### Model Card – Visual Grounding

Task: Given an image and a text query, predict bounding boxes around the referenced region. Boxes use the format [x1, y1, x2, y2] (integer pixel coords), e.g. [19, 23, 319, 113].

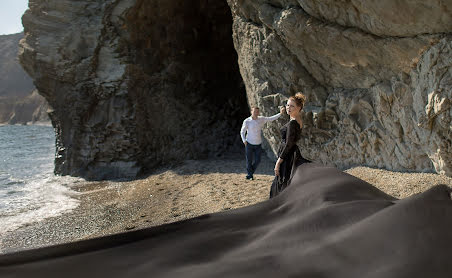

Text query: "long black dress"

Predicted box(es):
[270, 119, 310, 198]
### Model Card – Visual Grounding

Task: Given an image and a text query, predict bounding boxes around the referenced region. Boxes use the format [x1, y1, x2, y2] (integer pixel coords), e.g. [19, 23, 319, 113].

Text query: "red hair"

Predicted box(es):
[289, 92, 306, 109]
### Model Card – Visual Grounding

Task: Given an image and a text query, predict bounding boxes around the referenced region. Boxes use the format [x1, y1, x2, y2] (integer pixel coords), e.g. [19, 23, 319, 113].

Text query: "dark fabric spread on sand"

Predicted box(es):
[270, 119, 310, 197]
[2, 163, 452, 277]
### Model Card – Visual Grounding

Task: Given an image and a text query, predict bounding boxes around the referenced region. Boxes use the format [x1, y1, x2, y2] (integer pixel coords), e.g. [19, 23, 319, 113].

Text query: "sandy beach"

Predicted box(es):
[1, 155, 452, 254]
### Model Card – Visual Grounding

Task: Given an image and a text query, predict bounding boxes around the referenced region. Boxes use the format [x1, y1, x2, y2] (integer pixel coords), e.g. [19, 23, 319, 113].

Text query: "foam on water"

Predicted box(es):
[0, 125, 81, 236]
[0, 175, 81, 235]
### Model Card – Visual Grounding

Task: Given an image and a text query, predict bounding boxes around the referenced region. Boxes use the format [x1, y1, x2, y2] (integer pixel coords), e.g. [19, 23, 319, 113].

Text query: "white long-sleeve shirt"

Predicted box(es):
[240, 113, 281, 145]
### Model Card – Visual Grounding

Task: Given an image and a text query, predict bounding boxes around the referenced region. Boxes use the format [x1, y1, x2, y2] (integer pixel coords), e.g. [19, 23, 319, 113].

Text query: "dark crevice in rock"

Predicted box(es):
[124, 0, 249, 175]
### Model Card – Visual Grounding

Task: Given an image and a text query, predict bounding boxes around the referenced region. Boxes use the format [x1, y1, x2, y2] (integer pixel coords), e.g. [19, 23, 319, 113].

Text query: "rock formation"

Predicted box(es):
[0, 33, 48, 124]
[20, 0, 248, 179]
[19, 0, 452, 178]
[227, 0, 452, 176]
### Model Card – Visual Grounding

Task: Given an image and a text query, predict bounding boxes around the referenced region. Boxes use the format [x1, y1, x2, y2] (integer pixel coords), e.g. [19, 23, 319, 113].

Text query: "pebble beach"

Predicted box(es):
[1, 155, 451, 254]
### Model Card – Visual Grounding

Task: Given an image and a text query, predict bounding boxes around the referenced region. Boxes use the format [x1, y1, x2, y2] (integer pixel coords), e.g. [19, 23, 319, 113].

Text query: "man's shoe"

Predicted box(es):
[246, 175, 253, 180]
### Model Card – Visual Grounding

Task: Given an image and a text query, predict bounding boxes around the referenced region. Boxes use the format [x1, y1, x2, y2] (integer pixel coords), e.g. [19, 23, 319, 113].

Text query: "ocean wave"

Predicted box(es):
[0, 175, 81, 235]
[0, 125, 82, 236]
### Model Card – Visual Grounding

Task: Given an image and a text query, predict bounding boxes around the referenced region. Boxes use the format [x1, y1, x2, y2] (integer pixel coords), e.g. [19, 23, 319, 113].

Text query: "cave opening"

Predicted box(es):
[126, 0, 249, 168]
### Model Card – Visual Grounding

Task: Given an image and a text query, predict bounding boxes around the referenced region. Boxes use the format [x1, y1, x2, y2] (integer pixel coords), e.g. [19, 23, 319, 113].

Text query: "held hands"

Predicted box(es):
[280, 106, 286, 115]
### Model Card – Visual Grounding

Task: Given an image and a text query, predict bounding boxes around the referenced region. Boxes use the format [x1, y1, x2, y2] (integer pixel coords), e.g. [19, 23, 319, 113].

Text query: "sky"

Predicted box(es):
[0, 0, 29, 35]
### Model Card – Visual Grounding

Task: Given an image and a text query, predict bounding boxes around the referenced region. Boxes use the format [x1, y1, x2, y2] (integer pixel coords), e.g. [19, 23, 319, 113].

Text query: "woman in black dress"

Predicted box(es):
[270, 93, 310, 198]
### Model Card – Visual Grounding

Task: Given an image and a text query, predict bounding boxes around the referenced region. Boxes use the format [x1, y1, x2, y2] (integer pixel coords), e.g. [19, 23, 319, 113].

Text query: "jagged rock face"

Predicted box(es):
[227, 0, 452, 176]
[20, 0, 248, 179]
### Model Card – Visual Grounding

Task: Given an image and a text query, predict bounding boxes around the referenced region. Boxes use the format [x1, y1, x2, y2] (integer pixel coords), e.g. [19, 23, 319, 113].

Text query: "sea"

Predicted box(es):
[0, 125, 81, 236]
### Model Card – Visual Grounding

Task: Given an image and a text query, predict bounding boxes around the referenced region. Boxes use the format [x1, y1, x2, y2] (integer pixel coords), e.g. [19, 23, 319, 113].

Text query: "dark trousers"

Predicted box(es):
[245, 142, 262, 178]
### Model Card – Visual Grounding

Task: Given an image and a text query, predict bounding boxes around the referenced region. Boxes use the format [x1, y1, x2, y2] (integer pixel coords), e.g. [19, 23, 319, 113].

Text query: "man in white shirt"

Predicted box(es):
[240, 106, 285, 180]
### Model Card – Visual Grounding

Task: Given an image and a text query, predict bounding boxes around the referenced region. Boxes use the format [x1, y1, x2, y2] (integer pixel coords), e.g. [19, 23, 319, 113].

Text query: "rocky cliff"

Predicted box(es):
[20, 0, 452, 179]
[0, 33, 48, 124]
[227, 0, 452, 176]
[20, 0, 248, 179]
